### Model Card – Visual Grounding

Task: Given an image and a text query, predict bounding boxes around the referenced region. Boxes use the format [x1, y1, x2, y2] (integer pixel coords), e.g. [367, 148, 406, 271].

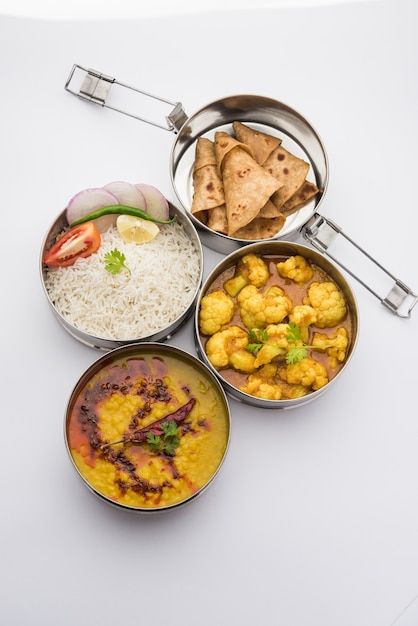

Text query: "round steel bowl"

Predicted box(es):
[170, 94, 328, 254]
[40, 202, 203, 350]
[194, 241, 359, 409]
[64, 342, 231, 512]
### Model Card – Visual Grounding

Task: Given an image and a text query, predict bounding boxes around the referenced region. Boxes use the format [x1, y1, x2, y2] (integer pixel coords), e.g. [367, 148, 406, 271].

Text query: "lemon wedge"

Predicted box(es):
[116, 215, 160, 244]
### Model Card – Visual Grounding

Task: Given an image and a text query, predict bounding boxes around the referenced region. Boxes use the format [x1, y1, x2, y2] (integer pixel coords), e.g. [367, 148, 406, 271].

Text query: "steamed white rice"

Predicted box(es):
[45, 223, 200, 340]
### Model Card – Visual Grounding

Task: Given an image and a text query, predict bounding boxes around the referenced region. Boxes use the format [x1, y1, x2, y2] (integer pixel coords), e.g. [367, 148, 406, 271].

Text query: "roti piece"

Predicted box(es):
[194, 210, 208, 225]
[233, 121, 281, 165]
[194, 137, 217, 171]
[282, 180, 320, 215]
[222, 146, 281, 235]
[264, 146, 310, 209]
[233, 215, 285, 240]
[214, 131, 253, 174]
[191, 138, 225, 215]
[207, 205, 228, 234]
[258, 199, 283, 219]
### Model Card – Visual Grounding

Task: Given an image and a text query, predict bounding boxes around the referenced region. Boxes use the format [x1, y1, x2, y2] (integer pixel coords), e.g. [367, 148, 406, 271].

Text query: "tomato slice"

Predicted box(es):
[44, 222, 101, 267]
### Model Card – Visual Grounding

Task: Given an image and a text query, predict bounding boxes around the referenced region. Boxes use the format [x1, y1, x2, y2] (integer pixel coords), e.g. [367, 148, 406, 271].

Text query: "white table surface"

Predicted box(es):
[1, 2, 418, 625]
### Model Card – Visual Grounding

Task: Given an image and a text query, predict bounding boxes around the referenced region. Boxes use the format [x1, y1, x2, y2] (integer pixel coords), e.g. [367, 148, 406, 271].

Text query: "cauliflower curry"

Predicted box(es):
[199, 254, 352, 401]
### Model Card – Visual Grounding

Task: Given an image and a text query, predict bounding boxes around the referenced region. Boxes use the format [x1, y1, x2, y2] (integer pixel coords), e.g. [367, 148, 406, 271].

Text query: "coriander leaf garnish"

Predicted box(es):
[104, 248, 130, 275]
[246, 328, 269, 354]
[247, 343, 263, 354]
[285, 323, 315, 364]
[160, 420, 180, 456]
[286, 322, 302, 343]
[286, 345, 308, 364]
[161, 420, 178, 438]
[146, 432, 163, 453]
[146, 420, 180, 456]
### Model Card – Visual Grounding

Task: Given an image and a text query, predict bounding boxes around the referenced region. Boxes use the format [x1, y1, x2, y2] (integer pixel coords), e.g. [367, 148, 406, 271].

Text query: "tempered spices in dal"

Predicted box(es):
[67, 352, 229, 509]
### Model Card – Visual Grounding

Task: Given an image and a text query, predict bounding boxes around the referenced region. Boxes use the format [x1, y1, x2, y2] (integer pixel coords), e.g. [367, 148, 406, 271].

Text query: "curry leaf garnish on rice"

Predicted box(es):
[104, 248, 130, 275]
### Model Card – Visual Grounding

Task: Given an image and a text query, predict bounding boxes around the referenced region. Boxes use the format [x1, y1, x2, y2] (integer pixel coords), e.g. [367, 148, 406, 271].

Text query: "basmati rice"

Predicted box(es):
[45, 223, 200, 340]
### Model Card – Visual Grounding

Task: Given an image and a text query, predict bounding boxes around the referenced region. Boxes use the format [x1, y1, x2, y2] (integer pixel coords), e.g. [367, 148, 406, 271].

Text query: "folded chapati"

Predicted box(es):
[191, 138, 225, 215]
[258, 199, 283, 219]
[233, 121, 281, 165]
[214, 131, 253, 174]
[264, 146, 310, 209]
[282, 180, 320, 215]
[233, 215, 285, 240]
[207, 205, 228, 234]
[221, 145, 281, 235]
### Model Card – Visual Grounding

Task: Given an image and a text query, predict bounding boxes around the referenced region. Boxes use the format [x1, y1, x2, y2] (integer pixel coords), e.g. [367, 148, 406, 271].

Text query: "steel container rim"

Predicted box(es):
[169, 93, 330, 248]
[64, 342, 232, 513]
[194, 240, 360, 409]
[39, 202, 204, 350]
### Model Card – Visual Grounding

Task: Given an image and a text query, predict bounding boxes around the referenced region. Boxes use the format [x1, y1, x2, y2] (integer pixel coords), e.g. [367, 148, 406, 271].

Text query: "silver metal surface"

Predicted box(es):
[40, 202, 203, 350]
[64, 343, 231, 513]
[303, 213, 418, 318]
[194, 241, 359, 410]
[169, 95, 328, 253]
[64, 65, 416, 317]
[65, 64, 187, 131]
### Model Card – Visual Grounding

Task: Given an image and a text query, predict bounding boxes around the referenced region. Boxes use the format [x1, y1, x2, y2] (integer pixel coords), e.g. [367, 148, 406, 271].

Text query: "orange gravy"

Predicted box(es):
[200, 256, 353, 391]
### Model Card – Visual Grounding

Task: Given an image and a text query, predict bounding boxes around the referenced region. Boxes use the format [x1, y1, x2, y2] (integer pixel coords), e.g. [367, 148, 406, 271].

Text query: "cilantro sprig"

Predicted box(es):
[146, 420, 180, 457]
[104, 248, 130, 275]
[286, 322, 313, 365]
[246, 328, 269, 354]
[245, 322, 314, 365]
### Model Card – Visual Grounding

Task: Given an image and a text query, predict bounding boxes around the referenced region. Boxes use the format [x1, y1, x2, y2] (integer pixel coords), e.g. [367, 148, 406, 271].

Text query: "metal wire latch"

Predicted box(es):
[303, 213, 418, 318]
[65, 64, 187, 132]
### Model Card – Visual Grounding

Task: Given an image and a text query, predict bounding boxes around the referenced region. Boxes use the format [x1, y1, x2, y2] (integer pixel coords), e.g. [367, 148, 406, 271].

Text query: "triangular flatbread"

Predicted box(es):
[194, 137, 217, 171]
[191, 138, 225, 215]
[233, 121, 281, 165]
[282, 181, 320, 215]
[222, 146, 281, 235]
[264, 146, 310, 209]
[207, 205, 228, 234]
[214, 131, 253, 174]
[233, 215, 285, 240]
[258, 199, 283, 219]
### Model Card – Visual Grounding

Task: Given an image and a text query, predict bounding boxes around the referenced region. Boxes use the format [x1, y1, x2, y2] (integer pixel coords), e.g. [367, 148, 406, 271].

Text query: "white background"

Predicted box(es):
[1, 1, 418, 625]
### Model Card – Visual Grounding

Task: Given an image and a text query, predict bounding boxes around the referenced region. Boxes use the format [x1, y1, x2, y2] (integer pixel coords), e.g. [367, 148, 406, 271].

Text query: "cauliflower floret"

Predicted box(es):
[312, 327, 349, 366]
[280, 383, 310, 399]
[240, 254, 269, 287]
[238, 285, 292, 329]
[224, 254, 269, 296]
[199, 290, 234, 335]
[304, 282, 347, 328]
[253, 324, 289, 368]
[240, 365, 283, 400]
[289, 305, 317, 342]
[277, 255, 314, 283]
[241, 364, 310, 400]
[206, 326, 255, 373]
[279, 357, 329, 391]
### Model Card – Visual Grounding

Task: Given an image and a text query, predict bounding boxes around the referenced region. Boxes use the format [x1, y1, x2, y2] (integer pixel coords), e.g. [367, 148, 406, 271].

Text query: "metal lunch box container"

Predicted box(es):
[195, 240, 359, 410]
[64, 342, 231, 512]
[40, 201, 203, 350]
[64, 65, 417, 319]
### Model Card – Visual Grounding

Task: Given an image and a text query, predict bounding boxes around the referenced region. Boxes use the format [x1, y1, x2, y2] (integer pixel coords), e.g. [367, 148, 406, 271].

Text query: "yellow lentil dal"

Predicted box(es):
[67, 353, 229, 509]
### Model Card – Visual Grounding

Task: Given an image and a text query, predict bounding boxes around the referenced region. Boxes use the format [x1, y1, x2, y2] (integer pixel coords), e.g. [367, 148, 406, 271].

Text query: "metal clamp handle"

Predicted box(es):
[303, 213, 417, 318]
[64, 64, 187, 132]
